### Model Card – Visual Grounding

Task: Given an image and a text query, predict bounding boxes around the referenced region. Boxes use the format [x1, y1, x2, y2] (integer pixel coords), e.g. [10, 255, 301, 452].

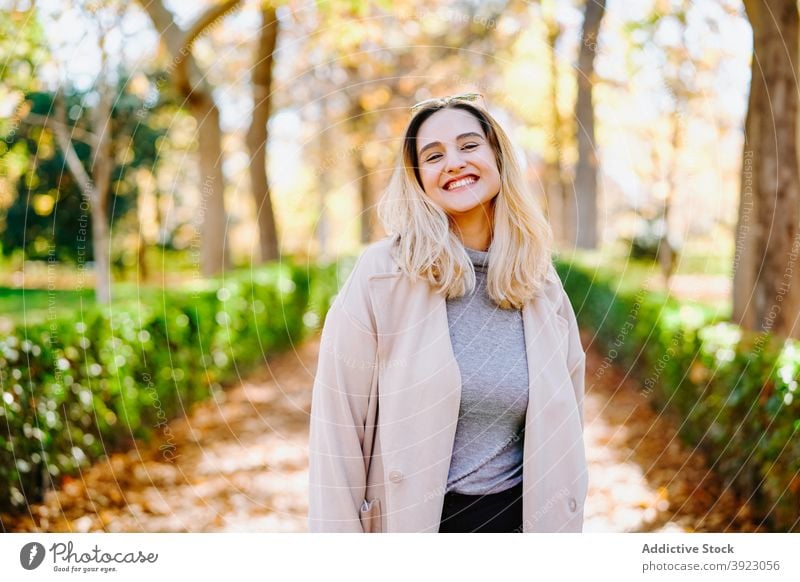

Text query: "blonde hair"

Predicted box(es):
[377, 101, 554, 310]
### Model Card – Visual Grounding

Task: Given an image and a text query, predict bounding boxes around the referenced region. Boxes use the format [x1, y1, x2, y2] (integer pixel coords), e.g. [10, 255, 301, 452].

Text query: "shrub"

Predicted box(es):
[556, 262, 800, 532]
[0, 260, 338, 512]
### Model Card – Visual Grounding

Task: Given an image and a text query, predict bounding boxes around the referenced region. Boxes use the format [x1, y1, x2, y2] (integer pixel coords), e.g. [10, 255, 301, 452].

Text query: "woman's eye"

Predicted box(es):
[425, 144, 478, 162]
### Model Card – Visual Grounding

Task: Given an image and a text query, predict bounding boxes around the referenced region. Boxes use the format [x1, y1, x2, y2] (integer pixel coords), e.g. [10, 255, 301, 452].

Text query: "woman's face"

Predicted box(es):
[414, 108, 501, 222]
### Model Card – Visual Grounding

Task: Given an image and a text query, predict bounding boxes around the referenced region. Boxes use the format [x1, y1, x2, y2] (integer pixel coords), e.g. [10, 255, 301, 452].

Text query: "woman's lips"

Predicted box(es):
[443, 175, 479, 192]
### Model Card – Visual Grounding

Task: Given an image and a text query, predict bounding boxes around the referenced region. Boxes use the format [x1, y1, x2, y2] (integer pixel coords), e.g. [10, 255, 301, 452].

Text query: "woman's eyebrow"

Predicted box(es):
[418, 132, 485, 157]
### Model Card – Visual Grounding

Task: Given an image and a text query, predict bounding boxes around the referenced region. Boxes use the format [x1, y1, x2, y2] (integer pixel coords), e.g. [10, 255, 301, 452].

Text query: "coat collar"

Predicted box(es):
[367, 254, 565, 403]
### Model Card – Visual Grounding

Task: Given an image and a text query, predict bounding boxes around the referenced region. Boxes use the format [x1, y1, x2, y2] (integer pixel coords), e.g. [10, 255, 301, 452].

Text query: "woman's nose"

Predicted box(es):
[444, 148, 467, 172]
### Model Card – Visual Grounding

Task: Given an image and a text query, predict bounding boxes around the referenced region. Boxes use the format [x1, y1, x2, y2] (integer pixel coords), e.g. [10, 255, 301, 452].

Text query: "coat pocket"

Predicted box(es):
[359, 498, 382, 533]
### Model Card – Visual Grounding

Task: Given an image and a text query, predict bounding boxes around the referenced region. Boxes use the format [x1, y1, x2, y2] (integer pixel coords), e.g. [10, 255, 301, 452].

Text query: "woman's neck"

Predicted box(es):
[449, 202, 494, 251]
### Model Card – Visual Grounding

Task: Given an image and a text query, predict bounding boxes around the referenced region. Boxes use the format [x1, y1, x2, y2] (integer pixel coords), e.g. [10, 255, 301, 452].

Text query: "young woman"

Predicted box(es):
[308, 93, 587, 533]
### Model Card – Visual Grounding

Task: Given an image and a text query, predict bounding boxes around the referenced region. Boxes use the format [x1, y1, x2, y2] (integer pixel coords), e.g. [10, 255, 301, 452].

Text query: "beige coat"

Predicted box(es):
[308, 236, 588, 532]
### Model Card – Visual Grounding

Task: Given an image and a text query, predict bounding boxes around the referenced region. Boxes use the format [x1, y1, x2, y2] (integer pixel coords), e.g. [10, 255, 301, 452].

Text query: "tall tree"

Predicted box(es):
[246, 3, 281, 262]
[21, 14, 119, 304]
[343, 75, 377, 245]
[732, 18, 761, 331]
[314, 97, 332, 259]
[733, 0, 800, 338]
[138, 0, 241, 277]
[541, 4, 571, 246]
[574, 0, 606, 249]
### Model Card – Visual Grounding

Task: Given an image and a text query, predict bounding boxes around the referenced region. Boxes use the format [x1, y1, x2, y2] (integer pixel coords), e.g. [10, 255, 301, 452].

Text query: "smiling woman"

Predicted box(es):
[380, 94, 554, 309]
[308, 93, 588, 533]
[414, 113, 501, 250]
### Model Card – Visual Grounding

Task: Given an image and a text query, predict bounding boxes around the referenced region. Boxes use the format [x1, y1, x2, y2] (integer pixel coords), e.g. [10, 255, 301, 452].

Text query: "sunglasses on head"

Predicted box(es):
[410, 92, 486, 114]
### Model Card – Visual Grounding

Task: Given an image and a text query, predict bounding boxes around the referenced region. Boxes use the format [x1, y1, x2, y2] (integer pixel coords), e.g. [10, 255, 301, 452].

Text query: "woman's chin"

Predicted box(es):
[442, 198, 495, 217]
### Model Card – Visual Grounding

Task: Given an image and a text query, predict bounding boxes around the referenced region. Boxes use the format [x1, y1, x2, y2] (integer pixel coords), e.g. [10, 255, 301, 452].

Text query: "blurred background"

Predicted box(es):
[1, 0, 798, 533]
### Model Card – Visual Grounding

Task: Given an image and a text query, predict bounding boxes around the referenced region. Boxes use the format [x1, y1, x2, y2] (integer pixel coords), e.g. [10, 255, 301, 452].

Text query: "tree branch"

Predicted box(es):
[182, 0, 241, 52]
[22, 112, 99, 148]
[139, 0, 242, 96]
[137, 0, 183, 56]
[52, 93, 97, 206]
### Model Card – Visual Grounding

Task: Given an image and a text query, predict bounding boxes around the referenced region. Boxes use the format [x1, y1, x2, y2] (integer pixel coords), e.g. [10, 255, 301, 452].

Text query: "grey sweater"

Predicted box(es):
[444, 246, 529, 495]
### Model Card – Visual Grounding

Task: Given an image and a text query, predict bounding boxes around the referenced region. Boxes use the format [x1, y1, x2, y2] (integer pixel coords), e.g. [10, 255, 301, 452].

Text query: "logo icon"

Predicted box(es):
[20, 542, 46, 570]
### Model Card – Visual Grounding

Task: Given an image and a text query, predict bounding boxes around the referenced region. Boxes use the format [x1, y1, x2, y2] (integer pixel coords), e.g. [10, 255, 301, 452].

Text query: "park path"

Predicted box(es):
[580, 328, 762, 532]
[2, 330, 764, 533]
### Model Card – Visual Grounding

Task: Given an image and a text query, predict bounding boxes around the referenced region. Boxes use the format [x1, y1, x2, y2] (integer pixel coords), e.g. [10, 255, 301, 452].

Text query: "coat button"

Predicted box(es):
[388, 470, 404, 483]
[568, 497, 577, 512]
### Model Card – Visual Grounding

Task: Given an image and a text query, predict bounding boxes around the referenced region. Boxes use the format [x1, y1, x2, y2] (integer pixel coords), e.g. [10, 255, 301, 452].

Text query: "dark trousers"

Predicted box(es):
[438, 482, 523, 533]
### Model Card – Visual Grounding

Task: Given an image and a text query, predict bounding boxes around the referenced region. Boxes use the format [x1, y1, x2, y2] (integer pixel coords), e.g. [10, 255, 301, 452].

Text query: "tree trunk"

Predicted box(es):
[732, 30, 761, 330]
[89, 184, 111, 304]
[544, 16, 570, 247]
[91, 84, 113, 305]
[246, 5, 280, 263]
[659, 111, 681, 284]
[315, 99, 331, 260]
[190, 94, 230, 277]
[357, 152, 373, 245]
[737, 0, 800, 338]
[137, 232, 148, 282]
[348, 100, 376, 244]
[51, 87, 113, 305]
[574, 0, 606, 249]
[139, 0, 238, 276]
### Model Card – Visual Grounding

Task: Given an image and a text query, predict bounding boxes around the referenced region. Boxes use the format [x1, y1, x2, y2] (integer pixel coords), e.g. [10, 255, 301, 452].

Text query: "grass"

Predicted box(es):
[1, 243, 735, 326]
[0, 284, 170, 326]
[0, 247, 209, 326]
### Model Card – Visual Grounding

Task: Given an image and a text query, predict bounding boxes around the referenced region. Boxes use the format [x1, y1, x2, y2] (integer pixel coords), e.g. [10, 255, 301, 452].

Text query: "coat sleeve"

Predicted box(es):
[308, 256, 379, 532]
[556, 281, 587, 428]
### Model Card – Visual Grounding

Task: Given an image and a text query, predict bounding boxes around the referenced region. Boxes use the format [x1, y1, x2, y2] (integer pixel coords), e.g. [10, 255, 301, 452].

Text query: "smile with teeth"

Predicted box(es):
[444, 176, 478, 191]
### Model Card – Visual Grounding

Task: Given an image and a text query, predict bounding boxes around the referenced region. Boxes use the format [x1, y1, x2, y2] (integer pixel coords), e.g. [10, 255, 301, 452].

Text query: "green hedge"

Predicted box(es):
[556, 262, 800, 531]
[0, 259, 340, 512]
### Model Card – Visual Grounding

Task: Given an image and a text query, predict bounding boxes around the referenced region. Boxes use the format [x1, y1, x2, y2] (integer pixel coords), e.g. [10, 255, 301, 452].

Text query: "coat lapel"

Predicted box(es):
[368, 274, 462, 532]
